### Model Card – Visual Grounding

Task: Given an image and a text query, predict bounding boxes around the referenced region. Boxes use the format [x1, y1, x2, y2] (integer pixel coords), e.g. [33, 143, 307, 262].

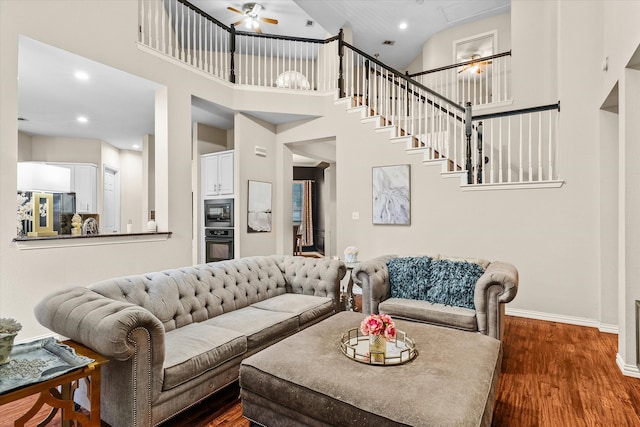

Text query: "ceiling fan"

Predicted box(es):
[227, 3, 279, 34]
[458, 54, 492, 74]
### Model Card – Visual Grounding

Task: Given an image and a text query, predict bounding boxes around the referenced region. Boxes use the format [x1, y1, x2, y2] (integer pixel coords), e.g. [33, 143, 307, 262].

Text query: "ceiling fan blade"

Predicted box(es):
[233, 18, 246, 26]
[255, 26, 263, 34]
[260, 17, 279, 25]
[227, 6, 244, 15]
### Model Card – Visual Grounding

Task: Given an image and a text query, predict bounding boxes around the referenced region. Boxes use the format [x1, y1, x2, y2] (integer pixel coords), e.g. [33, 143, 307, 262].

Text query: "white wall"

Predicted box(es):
[17, 132, 32, 161]
[422, 12, 511, 71]
[31, 136, 102, 164]
[196, 123, 229, 154]
[594, 0, 640, 375]
[119, 150, 143, 233]
[511, 1, 558, 108]
[235, 113, 278, 256]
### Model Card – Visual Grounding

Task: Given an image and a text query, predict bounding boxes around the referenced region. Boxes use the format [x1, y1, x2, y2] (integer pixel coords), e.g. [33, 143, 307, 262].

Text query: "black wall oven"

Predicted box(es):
[204, 198, 234, 228]
[205, 228, 234, 263]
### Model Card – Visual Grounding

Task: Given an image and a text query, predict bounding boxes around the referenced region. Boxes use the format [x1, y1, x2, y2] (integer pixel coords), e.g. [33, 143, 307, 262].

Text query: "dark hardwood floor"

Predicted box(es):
[3, 315, 640, 426]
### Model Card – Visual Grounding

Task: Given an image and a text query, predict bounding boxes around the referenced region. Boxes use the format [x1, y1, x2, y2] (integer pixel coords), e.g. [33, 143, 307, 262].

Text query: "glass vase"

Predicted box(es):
[369, 334, 386, 363]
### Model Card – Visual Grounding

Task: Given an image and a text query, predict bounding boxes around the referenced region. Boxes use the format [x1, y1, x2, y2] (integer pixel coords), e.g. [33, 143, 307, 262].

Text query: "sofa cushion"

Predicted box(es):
[379, 298, 478, 332]
[426, 260, 485, 309]
[251, 294, 334, 326]
[163, 323, 246, 390]
[387, 256, 432, 300]
[204, 307, 298, 351]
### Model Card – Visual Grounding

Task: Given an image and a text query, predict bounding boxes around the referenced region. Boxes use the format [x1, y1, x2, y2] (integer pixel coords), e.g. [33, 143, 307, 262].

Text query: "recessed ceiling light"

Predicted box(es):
[132, 144, 140, 149]
[74, 71, 90, 81]
[399, 22, 408, 30]
[77, 116, 88, 123]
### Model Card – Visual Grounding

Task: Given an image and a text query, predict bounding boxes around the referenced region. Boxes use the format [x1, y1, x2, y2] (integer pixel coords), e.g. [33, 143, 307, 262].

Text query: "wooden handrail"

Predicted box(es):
[235, 30, 338, 45]
[408, 51, 512, 78]
[472, 102, 560, 122]
[343, 42, 465, 113]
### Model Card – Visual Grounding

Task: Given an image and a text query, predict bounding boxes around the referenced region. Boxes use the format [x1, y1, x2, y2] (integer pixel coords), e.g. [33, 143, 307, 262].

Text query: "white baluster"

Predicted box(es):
[498, 117, 503, 183]
[538, 112, 543, 182]
[507, 116, 512, 183]
[519, 115, 523, 182]
[489, 119, 494, 183]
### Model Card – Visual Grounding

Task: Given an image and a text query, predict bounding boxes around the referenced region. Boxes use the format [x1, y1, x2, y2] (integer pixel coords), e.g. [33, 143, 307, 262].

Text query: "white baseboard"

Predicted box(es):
[616, 353, 640, 378]
[505, 308, 618, 334]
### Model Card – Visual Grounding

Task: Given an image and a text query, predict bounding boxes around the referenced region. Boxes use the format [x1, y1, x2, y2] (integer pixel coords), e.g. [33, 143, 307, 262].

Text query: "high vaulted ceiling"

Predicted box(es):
[196, 0, 510, 70]
[17, 0, 510, 153]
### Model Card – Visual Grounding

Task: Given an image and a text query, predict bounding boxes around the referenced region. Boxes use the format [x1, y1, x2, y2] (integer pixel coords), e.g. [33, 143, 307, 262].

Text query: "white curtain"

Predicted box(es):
[300, 180, 314, 246]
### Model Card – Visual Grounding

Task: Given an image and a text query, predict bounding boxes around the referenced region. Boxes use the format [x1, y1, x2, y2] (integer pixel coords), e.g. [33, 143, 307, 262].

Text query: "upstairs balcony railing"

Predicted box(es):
[408, 51, 512, 107]
[138, 0, 559, 188]
[467, 102, 561, 186]
[138, 0, 339, 90]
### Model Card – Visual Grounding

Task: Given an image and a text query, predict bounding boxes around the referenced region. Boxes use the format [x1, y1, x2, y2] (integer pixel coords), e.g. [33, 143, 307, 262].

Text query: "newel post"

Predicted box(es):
[338, 29, 345, 98]
[465, 102, 473, 184]
[229, 24, 236, 84]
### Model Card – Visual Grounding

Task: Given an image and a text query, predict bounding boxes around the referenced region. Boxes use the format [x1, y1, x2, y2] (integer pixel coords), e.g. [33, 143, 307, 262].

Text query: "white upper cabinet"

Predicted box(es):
[202, 151, 234, 197]
[72, 164, 98, 213]
[56, 163, 98, 213]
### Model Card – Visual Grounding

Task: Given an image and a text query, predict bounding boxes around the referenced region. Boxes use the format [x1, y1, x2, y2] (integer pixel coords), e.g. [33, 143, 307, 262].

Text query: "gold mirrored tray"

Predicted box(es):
[340, 328, 418, 365]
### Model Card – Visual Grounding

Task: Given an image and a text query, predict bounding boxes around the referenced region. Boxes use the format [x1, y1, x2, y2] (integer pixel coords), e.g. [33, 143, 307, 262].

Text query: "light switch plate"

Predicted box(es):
[352, 211, 360, 220]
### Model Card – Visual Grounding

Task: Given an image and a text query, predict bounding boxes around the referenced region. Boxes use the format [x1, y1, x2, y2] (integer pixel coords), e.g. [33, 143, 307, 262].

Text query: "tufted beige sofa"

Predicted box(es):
[35, 255, 345, 427]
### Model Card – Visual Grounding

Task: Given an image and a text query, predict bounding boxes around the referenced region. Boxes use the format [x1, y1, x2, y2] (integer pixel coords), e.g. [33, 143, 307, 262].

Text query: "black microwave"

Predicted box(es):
[204, 198, 234, 228]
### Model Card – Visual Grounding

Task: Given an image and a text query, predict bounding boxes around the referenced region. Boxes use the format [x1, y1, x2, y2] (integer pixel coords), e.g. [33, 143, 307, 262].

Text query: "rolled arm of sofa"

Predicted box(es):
[474, 261, 519, 339]
[352, 255, 397, 314]
[34, 286, 166, 362]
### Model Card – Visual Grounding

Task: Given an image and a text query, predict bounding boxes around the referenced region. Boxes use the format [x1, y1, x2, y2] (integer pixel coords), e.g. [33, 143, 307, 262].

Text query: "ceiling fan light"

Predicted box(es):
[252, 20, 259, 29]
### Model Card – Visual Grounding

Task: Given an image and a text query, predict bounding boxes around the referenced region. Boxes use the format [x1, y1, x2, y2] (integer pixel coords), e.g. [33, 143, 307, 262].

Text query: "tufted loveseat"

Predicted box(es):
[352, 254, 518, 340]
[34, 255, 345, 427]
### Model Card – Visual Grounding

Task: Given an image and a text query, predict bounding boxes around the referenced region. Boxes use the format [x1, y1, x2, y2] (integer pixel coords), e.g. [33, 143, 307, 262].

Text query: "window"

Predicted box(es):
[292, 182, 303, 224]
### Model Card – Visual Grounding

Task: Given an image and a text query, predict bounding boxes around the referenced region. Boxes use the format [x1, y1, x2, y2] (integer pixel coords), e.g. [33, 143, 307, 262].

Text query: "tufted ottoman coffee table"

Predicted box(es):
[239, 311, 502, 426]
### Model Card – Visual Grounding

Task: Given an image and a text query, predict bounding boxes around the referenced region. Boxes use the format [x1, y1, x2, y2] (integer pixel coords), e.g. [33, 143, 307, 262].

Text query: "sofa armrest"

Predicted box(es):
[352, 255, 397, 314]
[474, 261, 519, 339]
[35, 286, 165, 361]
[273, 256, 346, 312]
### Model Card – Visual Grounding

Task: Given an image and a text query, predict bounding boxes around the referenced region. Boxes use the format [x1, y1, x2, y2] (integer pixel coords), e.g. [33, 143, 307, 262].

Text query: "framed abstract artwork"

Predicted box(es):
[372, 164, 411, 225]
[247, 180, 272, 232]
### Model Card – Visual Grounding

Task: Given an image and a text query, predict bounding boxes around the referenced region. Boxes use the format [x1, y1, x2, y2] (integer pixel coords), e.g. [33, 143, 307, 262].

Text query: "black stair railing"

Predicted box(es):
[148, 0, 560, 184]
[408, 50, 512, 78]
[469, 102, 561, 185]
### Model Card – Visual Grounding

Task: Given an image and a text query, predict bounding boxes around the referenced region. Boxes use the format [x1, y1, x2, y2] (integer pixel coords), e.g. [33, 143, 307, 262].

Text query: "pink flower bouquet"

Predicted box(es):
[360, 313, 396, 340]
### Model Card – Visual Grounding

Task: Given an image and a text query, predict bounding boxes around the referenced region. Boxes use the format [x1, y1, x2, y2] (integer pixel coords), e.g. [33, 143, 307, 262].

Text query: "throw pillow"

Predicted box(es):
[387, 256, 432, 300]
[426, 259, 485, 309]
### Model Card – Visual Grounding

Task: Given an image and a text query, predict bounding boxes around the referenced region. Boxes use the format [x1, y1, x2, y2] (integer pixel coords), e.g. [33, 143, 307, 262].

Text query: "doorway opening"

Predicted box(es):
[103, 165, 121, 233]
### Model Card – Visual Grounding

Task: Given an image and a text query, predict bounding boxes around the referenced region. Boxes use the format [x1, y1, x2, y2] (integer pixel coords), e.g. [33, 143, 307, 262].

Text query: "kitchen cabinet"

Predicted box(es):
[202, 151, 234, 197]
[56, 163, 98, 213]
